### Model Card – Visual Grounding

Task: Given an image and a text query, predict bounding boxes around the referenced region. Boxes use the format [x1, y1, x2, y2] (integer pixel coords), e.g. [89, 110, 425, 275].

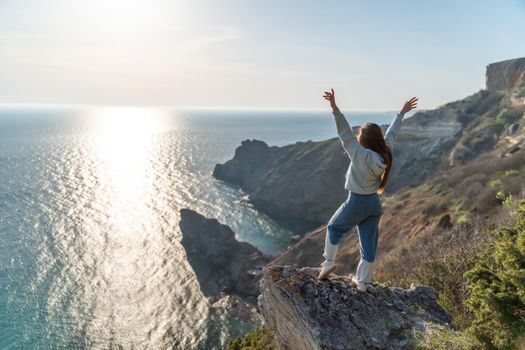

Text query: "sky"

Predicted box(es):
[0, 0, 524, 110]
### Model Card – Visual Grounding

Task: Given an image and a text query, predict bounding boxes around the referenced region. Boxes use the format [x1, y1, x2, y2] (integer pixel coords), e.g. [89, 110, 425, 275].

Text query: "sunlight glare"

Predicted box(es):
[87, 107, 169, 237]
[81, 107, 173, 346]
[89, 107, 168, 145]
[73, 0, 183, 43]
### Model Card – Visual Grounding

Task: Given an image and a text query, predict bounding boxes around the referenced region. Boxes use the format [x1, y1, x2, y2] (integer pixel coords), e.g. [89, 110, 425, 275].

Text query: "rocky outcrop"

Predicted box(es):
[179, 208, 273, 304]
[486, 57, 525, 109]
[258, 265, 452, 350]
[486, 57, 525, 92]
[214, 138, 350, 233]
[213, 139, 275, 188]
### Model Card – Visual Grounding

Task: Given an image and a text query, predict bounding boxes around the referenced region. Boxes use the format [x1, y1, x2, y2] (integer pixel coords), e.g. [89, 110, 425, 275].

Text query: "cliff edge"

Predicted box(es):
[258, 265, 452, 350]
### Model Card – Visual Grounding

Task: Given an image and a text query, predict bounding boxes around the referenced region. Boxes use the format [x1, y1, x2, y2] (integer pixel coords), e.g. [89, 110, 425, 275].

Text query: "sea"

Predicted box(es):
[0, 106, 393, 349]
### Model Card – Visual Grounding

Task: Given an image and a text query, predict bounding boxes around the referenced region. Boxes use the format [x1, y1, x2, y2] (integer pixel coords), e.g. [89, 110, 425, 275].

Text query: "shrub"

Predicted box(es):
[495, 109, 522, 127]
[504, 169, 520, 177]
[474, 187, 500, 213]
[225, 324, 277, 350]
[377, 220, 486, 329]
[422, 203, 440, 216]
[465, 197, 525, 350]
[490, 179, 503, 189]
[411, 223, 486, 329]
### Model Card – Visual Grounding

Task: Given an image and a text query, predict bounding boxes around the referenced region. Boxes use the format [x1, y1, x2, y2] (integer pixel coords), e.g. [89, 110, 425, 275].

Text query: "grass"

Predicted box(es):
[504, 169, 521, 177]
[413, 325, 481, 350]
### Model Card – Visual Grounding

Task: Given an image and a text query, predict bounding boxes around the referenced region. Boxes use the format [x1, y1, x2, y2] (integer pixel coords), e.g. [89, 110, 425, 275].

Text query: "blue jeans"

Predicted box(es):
[327, 192, 383, 263]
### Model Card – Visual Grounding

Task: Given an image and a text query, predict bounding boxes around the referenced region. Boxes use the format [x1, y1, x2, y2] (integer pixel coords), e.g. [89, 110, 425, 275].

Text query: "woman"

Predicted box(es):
[318, 89, 418, 292]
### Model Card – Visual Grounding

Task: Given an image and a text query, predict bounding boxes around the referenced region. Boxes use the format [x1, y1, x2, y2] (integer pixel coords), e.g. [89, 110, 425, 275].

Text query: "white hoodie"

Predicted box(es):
[332, 109, 404, 194]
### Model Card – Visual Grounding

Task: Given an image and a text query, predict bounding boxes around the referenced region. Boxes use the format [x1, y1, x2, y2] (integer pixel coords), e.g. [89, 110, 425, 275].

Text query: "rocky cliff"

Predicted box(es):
[258, 265, 452, 350]
[214, 138, 349, 233]
[179, 208, 273, 304]
[486, 57, 525, 92]
[213, 58, 525, 234]
[486, 57, 525, 109]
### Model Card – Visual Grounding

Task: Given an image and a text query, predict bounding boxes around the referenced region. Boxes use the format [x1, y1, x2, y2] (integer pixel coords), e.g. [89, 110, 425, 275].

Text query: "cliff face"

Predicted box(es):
[387, 89, 503, 183]
[258, 265, 452, 350]
[486, 57, 525, 110]
[179, 208, 273, 304]
[486, 57, 525, 92]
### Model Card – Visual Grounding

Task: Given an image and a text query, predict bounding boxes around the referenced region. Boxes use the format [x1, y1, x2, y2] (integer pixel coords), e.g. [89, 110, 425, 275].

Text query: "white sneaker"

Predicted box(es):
[356, 258, 374, 283]
[318, 260, 336, 280]
[352, 275, 368, 292]
[364, 261, 375, 284]
[318, 232, 339, 280]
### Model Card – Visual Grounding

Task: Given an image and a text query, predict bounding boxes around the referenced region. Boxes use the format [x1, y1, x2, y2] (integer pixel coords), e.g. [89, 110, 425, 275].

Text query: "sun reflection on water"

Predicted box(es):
[88, 107, 169, 237]
[2, 106, 297, 349]
[77, 107, 189, 347]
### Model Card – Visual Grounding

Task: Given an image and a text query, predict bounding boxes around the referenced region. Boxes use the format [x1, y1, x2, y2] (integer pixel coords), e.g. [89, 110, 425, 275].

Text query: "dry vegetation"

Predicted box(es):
[375, 147, 525, 347]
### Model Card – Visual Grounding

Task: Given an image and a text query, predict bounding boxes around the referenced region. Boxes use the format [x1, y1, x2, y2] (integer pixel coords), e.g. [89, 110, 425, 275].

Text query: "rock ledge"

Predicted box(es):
[258, 265, 452, 350]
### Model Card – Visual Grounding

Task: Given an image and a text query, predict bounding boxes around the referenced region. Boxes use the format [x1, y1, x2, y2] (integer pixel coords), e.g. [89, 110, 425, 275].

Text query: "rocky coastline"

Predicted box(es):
[184, 57, 525, 349]
[179, 208, 273, 305]
[213, 90, 508, 234]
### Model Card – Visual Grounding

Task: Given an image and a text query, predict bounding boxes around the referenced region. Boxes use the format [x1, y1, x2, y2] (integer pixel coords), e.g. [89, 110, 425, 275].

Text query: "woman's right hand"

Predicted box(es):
[400, 97, 418, 116]
[323, 88, 338, 111]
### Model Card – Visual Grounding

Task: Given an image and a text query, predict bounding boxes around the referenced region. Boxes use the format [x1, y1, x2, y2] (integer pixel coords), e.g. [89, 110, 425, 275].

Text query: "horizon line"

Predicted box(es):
[0, 102, 403, 113]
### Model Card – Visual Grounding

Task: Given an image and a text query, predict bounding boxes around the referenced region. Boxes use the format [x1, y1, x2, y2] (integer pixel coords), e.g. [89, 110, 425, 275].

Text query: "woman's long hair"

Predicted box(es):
[357, 123, 392, 194]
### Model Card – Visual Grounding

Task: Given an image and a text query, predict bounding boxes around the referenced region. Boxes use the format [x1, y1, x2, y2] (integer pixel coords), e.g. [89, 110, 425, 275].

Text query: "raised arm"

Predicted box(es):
[384, 97, 418, 150]
[323, 89, 360, 159]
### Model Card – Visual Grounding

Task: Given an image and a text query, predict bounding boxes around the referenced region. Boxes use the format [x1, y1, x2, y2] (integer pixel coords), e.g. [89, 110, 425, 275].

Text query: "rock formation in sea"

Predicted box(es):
[179, 208, 273, 304]
[213, 138, 349, 233]
[213, 57, 525, 234]
[258, 265, 452, 350]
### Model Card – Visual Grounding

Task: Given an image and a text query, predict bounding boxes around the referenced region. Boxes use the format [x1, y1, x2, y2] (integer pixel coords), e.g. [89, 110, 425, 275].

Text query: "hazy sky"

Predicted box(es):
[0, 0, 524, 110]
